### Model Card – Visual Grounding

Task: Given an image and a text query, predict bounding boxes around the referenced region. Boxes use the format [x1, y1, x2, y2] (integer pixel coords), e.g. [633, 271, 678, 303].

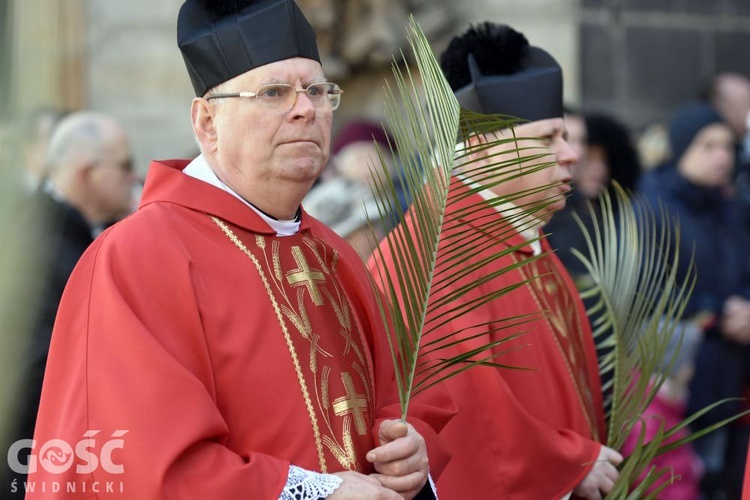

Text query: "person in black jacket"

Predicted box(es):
[2, 111, 136, 498]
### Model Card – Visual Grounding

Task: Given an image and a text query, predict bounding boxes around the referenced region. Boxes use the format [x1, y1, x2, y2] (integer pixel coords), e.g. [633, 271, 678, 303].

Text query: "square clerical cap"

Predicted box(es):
[177, 0, 320, 97]
[455, 46, 563, 122]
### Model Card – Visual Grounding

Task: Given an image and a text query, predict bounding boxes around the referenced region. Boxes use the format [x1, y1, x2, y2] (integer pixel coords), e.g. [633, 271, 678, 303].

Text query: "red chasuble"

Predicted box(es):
[26, 160, 452, 499]
[369, 179, 607, 499]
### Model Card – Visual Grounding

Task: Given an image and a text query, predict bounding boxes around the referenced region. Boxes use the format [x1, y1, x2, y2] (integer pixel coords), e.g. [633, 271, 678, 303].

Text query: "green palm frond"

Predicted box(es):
[571, 184, 750, 497]
[366, 17, 564, 419]
[572, 184, 694, 448]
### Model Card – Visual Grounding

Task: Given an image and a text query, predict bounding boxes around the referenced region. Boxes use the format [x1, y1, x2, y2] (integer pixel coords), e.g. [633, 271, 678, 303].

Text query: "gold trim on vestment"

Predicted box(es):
[211, 216, 329, 472]
[211, 217, 375, 472]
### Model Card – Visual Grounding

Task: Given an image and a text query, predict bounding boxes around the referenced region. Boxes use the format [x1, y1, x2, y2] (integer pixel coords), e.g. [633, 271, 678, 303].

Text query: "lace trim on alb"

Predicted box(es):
[279, 465, 343, 499]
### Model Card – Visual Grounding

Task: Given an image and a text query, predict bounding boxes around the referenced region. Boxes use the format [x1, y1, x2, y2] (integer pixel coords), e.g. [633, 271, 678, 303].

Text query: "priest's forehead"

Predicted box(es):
[488, 118, 567, 139]
[229, 57, 327, 88]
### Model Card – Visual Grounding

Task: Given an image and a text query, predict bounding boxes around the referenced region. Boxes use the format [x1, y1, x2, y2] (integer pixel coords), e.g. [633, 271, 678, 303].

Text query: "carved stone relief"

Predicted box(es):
[298, 0, 458, 79]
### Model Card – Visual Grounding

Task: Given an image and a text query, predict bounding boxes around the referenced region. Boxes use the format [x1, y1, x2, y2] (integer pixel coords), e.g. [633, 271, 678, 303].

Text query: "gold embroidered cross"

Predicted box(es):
[333, 372, 368, 436]
[287, 246, 325, 306]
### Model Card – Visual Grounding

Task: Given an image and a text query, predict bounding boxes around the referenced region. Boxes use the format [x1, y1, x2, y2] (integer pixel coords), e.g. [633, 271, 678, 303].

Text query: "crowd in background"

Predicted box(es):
[3, 57, 750, 499]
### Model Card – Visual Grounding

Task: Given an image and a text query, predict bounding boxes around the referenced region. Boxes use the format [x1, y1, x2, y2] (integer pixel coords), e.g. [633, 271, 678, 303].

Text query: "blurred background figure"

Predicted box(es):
[703, 73, 750, 149]
[562, 106, 588, 173]
[622, 320, 705, 499]
[330, 120, 395, 183]
[1, 111, 136, 499]
[701, 72, 750, 230]
[546, 110, 642, 288]
[20, 107, 69, 192]
[328, 119, 410, 213]
[636, 121, 671, 172]
[579, 113, 641, 197]
[44, 112, 136, 232]
[304, 177, 384, 260]
[307, 119, 405, 259]
[637, 102, 750, 500]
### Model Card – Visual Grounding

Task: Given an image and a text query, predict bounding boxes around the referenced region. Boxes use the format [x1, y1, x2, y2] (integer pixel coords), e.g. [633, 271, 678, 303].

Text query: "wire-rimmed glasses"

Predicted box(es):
[206, 82, 343, 111]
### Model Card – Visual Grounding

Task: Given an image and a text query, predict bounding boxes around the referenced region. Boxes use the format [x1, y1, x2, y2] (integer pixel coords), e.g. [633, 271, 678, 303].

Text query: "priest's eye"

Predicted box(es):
[306, 84, 327, 97]
[539, 136, 553, 146]
[258, 85, 291, 99]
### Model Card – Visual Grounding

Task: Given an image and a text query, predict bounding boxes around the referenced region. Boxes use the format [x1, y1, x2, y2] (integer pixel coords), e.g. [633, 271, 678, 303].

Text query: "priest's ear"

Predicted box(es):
[456, 132, 492, 173]
[191, 97, 219, 154]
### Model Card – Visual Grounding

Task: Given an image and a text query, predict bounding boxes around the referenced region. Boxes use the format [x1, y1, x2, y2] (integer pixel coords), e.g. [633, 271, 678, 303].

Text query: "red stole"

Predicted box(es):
[212, 216, 377, 473]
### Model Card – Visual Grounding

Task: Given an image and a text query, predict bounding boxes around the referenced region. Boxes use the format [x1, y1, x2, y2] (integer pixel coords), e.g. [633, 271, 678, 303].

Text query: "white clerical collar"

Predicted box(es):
[458, 175, 543, 256]
[183, 154, 300, 236]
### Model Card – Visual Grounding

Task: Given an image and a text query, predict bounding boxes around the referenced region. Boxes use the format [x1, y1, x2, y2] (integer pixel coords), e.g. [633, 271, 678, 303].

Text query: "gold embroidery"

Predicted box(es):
[215, 220, 375, 471]
[281, 290, 312, 340]
[323, 423, 358, 471]
[211, 218, 328, 472]
[290, 236, 374, 470]
[332, 372, 369, 436]
[272, 240, 283, 281]
[323, 287, 352, 332]
[322, 366, 331, 410]
[351, 361, 373, 407]
[287, 246, 326, 306]
[331, 249, 339, 273]
[342, 417, 357, 467]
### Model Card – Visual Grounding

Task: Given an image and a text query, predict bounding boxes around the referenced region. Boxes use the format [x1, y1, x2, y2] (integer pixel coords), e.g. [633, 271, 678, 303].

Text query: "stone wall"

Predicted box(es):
[83, 0, 579, 174]
[31, 1, 747, 173]
[86, 0, 196, 173]
[455, 0, 582, 104]
[581, 0, 750, 129]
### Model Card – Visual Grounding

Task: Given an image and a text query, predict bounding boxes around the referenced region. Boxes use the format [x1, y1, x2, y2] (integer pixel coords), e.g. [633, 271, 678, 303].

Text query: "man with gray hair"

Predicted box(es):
[44, 111, 136, 228]
[3, 110, 135, 498]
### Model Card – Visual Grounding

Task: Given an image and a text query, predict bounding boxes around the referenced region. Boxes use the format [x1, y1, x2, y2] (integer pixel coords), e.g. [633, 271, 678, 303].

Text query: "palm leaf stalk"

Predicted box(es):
[571, 184, 750, 497]
[366, 17, 568, 420]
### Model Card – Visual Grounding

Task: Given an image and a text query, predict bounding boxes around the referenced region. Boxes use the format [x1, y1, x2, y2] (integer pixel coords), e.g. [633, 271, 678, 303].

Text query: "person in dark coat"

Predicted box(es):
[2, 111, 136, 498]
[637, 102, 750, 499]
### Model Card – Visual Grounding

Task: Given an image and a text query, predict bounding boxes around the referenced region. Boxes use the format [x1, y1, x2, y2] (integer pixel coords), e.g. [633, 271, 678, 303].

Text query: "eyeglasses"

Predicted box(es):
[206, 82, 343, 112]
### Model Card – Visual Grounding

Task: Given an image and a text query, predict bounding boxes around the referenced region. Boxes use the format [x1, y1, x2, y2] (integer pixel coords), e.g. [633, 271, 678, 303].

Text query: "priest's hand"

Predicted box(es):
[367, 420, 429, 499]
[328, 471, 401, 499]
[572, 445, 623, 499]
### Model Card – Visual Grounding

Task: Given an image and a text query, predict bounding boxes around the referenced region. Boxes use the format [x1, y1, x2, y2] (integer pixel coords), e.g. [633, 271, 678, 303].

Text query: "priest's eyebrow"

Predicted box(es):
[259, 76, 329, 87]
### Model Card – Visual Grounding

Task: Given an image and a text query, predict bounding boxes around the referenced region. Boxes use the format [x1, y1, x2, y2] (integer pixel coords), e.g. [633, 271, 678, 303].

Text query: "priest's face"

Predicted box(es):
[477, 118, 576, 222]
[202, 57, 333, 217]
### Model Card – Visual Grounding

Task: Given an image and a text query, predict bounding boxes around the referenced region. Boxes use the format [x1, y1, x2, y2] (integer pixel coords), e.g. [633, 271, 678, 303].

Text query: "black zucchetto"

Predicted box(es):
[440, 22, 563, 122]
[178, 0, 320, 97]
